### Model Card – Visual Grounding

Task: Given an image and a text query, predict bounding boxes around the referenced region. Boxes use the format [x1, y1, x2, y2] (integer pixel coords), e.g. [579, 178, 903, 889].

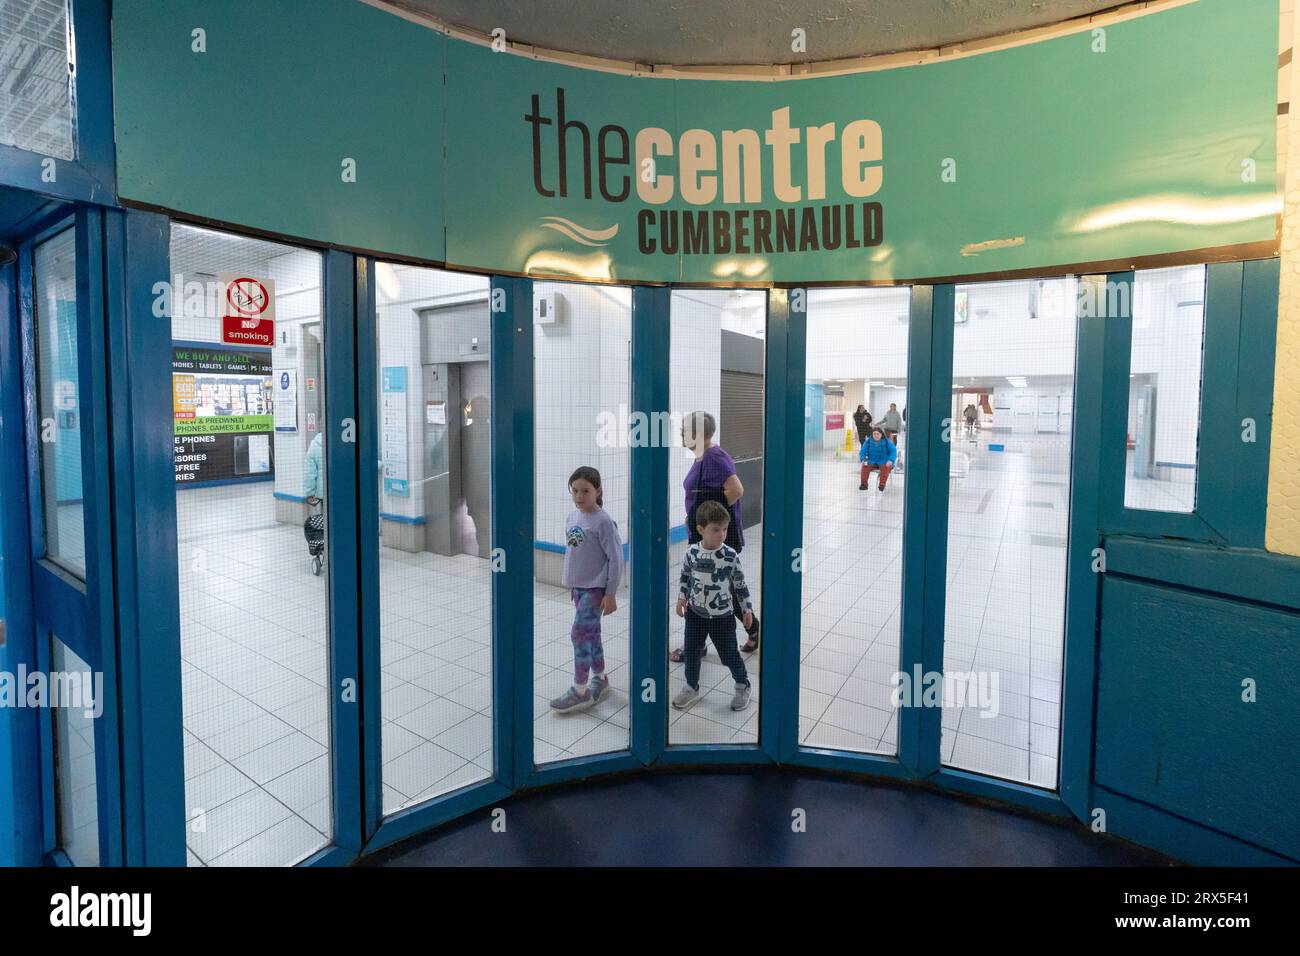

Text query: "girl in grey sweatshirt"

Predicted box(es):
[550, 466, 624, 714]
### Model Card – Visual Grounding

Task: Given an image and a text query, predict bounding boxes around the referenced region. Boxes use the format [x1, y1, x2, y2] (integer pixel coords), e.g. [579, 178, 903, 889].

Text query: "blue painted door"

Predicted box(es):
[14, 211, 122, 866]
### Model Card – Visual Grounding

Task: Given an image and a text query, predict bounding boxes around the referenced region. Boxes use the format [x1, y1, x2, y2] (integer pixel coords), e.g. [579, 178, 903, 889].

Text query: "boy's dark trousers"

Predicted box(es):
[692, 604, 759, 652]
[683, 609, 749, 689]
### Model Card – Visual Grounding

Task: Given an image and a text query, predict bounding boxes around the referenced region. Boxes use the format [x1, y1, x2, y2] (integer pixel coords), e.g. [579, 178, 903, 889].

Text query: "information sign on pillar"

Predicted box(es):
[381, 365, 409, 496]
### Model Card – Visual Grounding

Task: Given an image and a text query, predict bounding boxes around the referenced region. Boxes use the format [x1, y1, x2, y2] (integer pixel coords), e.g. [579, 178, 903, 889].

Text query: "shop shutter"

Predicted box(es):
[720, 370, 764, 460]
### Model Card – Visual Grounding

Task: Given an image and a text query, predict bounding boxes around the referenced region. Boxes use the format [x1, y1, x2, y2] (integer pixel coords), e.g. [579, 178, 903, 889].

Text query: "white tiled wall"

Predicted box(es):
[952, 278, 1079, 381]
[806, 288, 911, 383]
[668, 291, 725, 531]
[535, 282, 632, 585]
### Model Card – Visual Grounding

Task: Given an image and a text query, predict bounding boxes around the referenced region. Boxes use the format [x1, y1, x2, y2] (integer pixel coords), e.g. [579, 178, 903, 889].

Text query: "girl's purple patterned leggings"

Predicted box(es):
[570, 587, 606, 684]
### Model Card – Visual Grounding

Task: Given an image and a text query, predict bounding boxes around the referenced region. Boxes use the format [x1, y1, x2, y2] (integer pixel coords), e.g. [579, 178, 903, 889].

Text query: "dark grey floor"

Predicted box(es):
[364, 768, 1174, 866]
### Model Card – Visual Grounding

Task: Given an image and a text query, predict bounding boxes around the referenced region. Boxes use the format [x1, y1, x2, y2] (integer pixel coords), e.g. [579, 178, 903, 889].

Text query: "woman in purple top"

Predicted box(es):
[669, 410, 761, 663]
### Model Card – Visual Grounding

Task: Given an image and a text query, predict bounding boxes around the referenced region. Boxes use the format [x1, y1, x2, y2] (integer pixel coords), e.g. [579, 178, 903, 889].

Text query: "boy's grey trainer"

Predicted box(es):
[731, 682, 752, 711]
[672, 685, 701, 710]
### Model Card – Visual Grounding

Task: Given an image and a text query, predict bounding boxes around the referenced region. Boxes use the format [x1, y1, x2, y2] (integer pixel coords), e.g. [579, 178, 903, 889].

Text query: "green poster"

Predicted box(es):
[173, 415, 273, 437]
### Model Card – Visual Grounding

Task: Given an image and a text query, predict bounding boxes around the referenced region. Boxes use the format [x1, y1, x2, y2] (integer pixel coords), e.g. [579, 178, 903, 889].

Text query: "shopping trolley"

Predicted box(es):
[304, 498, 325, 576]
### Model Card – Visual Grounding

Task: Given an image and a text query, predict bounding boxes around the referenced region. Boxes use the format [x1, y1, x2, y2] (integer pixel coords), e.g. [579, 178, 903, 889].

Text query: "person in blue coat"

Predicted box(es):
[858, 425, 897, 492]
[303, 431, 325, 505]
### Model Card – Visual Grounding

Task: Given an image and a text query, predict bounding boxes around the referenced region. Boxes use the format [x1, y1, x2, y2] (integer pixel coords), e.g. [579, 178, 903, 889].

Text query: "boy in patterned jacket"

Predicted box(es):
[673, 500, 754, 712]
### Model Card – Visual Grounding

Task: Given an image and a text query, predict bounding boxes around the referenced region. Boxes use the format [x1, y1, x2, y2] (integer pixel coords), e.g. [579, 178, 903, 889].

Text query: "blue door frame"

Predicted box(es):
[0, 215, 53, 867]
[631, 286, 670, 764]
[1097, 261, 1281, 547]
[100, 209, 186, 865]
[2, 208, 126, 865]
[297, 254, 1284, 856]
[0, 0, 1276, 870]
[3, 192, 1281, 862]
[0, 0, 186, 868]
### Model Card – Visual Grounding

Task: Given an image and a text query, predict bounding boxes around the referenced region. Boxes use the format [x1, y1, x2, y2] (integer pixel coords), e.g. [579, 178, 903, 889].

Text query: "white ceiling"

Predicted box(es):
[380, 0, 1125, 66]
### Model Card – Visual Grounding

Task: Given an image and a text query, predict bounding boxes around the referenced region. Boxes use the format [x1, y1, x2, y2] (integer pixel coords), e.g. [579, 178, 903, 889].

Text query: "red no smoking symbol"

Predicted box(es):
[226, 277, 269, 318]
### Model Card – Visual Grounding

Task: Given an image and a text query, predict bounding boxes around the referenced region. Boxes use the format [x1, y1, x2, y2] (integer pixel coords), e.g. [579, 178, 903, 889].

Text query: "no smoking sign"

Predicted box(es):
[220, 273, 276, 347]
[226, 277, 270, 318]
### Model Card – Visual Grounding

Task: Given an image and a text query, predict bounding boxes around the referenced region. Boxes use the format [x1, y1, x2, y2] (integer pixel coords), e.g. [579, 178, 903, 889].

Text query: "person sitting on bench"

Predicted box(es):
[859, 426, 897, 493]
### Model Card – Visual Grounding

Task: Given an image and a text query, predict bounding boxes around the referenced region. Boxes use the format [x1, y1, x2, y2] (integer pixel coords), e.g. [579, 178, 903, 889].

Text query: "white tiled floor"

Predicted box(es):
[799, 449, 902, 756]
[177, 427, 1076, 865]
[179, 485, 333, 867]
[941, 431, 1067, 788]
[797, 432, 1071, 789]
[379, 548, 493, 815]
[533, 578, 633, 762]
[179, 484, 497, 864]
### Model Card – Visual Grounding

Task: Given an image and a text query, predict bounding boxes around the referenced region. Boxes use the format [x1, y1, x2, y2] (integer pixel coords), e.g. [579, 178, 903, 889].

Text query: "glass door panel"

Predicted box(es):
[799, 287, 911, 755]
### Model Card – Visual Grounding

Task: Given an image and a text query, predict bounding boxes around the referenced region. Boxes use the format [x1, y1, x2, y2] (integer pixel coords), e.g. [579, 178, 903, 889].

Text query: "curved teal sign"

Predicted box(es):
[113, 0, 1280, 283]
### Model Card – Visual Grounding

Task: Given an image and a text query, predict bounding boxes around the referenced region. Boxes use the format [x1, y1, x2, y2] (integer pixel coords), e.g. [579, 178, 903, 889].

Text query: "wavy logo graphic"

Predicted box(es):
[539, 216, 619, 247]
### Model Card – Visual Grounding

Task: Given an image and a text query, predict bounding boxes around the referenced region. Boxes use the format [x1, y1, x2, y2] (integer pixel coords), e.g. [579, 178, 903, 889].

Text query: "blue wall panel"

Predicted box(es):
[804, 384, 823, 447]
[1095, 575, 1299, 861]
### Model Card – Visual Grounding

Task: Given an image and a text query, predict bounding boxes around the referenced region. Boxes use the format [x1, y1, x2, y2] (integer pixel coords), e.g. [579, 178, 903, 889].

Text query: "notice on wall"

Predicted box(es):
[381, 366, 409, 497]
[274, 369, 298, 432]
[825, 413, 845, 431]
[220, 274, 276, 348]
[173, 346, 275, 485]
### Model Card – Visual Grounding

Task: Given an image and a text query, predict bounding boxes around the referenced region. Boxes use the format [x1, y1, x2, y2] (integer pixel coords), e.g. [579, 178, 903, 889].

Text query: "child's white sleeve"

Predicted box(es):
[729, 554, 754, 615]
[678, 548, 693, 600]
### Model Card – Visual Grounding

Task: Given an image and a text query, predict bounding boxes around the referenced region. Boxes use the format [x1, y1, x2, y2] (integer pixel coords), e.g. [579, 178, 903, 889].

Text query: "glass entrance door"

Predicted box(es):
[797, 287, 911, 756]
[16, 214, 121, 865]
[940, 277, 1078, 788]
[168, 224, 334, 866]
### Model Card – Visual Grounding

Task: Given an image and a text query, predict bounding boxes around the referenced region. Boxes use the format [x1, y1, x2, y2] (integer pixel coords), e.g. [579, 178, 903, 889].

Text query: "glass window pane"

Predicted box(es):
[668, 290, 764, 746]
[52, 637, 98, 866]
[0, 0, 76, 160]
[376, 264, 494, 814]
[799, 287, 910, 755]
[1124, 265, 1206, 513]
[534, 282, 631, 764]
[170, 225, 331, 866]
[941, 277, 1076, 788]
[33, 227, 84, 579]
